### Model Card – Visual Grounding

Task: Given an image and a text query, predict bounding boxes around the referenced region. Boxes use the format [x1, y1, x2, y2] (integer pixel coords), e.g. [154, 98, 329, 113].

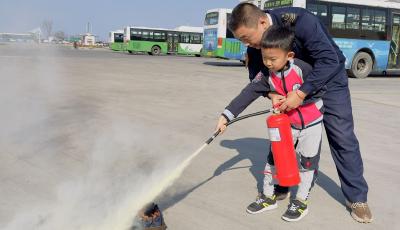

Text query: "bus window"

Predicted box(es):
[362, 9, 374, 31]
[142, 30, 150, 40]
[374, 10, 386, 32]
[332, 6, 346, 29]
[346, 7, 360, 30]
[180, 33, 190, 43]
[205, 12, 219, 25]
[153, 31, 165, 42]
[306, 3, 328, 27]
[131, 29, 142, 40]
[190, 34, 202, 44]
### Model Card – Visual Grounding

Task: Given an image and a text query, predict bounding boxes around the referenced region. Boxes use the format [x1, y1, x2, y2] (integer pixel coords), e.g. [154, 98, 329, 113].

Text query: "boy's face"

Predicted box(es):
[261, 48, 294, 72]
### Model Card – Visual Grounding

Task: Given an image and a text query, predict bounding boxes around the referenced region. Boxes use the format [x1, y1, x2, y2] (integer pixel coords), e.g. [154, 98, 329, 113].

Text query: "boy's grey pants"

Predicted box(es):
[264, 123, 322, 201]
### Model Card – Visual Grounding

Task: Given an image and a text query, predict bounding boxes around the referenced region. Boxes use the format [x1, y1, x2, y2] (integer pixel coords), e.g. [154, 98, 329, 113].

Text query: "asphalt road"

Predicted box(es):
[0, 44, 399, 230]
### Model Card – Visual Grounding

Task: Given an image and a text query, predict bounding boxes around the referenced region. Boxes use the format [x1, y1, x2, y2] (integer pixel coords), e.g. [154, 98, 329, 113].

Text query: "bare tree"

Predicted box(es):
[41, 19, 53, 39]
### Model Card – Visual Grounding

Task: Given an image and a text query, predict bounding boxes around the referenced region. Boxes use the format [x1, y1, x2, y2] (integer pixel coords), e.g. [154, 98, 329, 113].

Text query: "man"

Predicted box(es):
[227, 3, 372, 223]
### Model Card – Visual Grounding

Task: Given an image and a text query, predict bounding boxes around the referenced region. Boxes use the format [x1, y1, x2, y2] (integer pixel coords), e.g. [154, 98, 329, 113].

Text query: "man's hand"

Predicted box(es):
[215, 115, 228, 134]
[268, 92, 286, 107]
[279, 90, 306, 112]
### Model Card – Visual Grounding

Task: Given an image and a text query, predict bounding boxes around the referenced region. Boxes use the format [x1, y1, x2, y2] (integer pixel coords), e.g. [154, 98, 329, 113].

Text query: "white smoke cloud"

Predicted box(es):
[1, 44, 198, 230]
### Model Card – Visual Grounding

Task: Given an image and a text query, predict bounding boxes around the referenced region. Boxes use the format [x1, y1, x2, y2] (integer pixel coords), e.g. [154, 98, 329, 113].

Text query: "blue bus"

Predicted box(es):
[261, 0, 400, 78]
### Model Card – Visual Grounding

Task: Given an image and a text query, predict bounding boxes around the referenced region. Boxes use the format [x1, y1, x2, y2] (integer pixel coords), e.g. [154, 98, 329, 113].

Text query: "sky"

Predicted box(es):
[0, 0, 240, 41]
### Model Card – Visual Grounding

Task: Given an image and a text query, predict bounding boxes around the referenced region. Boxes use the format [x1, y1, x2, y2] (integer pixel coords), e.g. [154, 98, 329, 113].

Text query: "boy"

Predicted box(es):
[228, 3, 372, 222]
[215, 26, 325, 221]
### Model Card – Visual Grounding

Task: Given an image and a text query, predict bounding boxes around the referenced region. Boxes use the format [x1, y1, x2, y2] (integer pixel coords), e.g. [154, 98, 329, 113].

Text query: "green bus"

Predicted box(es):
[109, 30, 126, 51]
[202, 8, 247, 61]
[124, 26, 203, 56]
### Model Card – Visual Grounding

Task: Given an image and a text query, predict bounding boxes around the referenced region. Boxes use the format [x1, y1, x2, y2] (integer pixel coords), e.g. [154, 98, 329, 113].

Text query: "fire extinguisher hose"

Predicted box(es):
[205, 109, 271, 145]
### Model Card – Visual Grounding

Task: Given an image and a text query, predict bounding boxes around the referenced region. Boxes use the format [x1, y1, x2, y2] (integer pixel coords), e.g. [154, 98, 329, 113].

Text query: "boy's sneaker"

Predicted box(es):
[281, 199, 308, 222]
[246, 194, 278, 214]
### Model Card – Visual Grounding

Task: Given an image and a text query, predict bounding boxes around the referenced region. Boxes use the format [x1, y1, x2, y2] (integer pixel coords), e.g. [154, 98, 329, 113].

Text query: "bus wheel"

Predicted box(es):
[349, 52, 373, 79]
[150, 46, 161, 55]
[195, 49, 203, 57]
[128, 50, 133, 54]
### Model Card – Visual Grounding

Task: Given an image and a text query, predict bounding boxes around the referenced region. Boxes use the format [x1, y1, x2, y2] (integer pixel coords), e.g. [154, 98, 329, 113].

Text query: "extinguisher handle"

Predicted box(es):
[205, 109, 271, 145]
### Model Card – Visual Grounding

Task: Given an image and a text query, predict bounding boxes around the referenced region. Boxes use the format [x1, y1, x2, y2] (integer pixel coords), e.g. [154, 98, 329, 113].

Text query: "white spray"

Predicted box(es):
[106, 143, 209, 230]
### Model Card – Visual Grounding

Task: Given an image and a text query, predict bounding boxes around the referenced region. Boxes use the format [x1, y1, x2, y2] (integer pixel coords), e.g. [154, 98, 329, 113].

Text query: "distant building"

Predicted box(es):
[0, 32, 39, 43]
[0, 27, 40, 43]
[82, 33, 95, 46]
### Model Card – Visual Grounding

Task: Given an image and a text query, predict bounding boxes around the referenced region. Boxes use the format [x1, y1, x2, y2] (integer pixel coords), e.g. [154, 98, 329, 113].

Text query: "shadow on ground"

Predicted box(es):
[203, 61, 245, 67]
[157, 137, 346, 212]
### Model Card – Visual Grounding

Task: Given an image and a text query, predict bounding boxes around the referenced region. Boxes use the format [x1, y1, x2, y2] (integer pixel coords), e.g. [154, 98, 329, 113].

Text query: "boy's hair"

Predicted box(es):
[228, 3, 266, 32]
[261, 26, 295, 52]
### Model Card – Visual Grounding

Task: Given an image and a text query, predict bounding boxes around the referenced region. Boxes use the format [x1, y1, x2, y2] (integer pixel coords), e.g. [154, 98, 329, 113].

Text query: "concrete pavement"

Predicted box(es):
[0, 44, 399, 230]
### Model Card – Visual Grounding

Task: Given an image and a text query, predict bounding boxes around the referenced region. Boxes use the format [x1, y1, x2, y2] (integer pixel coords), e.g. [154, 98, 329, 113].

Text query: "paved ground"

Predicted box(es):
[0, 44, 399, 230]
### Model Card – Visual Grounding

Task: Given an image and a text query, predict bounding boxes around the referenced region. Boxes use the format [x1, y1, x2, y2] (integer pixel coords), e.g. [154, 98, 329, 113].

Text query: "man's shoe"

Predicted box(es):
[246, 194, 278, 214]
[346, 201, 373, 223]
[281, 199, 308, 222]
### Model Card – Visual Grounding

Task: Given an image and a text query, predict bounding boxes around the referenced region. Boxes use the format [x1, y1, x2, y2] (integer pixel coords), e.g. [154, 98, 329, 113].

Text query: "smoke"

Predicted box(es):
[5, 119, 176, 230]
[0, 44, 197, 230]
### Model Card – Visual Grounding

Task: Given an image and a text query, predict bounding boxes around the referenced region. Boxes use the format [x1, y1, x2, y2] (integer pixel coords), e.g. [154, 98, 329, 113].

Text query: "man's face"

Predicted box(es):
[262, 48, 294, 72]
[233, 17, 269, 49]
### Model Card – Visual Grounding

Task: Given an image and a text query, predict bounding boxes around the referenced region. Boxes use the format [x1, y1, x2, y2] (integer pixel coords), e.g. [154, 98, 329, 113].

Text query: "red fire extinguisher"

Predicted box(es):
[266, 109, 300, 187]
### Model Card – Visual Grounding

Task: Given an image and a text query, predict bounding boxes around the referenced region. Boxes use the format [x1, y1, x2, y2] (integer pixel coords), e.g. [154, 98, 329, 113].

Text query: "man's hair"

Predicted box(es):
[261, 26, 295, 52]
[228, 3, 266, 32]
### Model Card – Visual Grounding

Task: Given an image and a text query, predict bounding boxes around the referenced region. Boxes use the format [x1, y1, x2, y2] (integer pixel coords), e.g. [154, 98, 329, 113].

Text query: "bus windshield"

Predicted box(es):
[114, 33, 123, 43]
[205, 12, 219, 25]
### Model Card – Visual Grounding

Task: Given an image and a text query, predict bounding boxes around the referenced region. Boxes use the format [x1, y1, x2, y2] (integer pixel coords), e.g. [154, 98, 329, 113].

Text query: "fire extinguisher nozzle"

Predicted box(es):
[204, 109, 272, 145]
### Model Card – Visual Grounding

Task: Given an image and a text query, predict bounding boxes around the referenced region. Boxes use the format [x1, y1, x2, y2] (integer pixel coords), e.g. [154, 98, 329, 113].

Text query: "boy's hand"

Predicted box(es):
[215, 115, 228, 134]
[268, 92, 286, 107]
[279, 90, 305, 112]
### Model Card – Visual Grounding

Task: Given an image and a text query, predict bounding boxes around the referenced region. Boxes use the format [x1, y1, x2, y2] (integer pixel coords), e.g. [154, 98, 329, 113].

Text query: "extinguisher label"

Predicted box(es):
[268, 128, 281, 142]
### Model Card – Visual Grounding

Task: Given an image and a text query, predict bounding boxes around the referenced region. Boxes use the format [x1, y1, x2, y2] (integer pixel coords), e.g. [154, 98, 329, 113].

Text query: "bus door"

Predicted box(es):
[389, 13, 400, 68]
[167, 32, 179, 53]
